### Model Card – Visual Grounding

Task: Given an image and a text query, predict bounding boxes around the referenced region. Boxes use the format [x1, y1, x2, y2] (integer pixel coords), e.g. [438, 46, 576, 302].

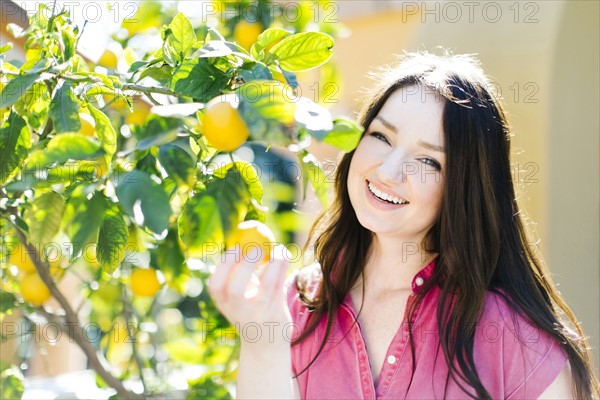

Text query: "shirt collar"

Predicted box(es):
[411, 257, 436, 293]
[341, 257, 438, 314]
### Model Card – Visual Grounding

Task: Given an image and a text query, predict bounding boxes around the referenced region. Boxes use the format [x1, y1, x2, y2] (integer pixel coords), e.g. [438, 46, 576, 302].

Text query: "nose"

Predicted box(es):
[375, 149, 412, 184]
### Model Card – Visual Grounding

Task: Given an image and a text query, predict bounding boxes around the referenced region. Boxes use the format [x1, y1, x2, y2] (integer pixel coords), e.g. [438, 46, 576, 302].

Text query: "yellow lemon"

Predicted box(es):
[126, 100, 151, 126]
[130, 268, 161, 297]
[226, 220, 276, 264]
[98, 49, 118, 69]
[234, 20, 263, 51]
[21, 273, 51, 306]
[8, 244, 37, 274]
[202, 94, 249, 152]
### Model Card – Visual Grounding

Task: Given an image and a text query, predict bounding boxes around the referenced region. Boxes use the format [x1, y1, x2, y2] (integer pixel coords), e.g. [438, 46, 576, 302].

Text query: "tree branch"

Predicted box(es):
[121, 83, 177, 97]
[12, 227, 144, 400]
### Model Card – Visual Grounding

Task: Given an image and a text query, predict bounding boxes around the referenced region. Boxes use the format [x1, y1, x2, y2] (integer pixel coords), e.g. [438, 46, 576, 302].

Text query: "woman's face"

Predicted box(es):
[347, 85, 446, 246]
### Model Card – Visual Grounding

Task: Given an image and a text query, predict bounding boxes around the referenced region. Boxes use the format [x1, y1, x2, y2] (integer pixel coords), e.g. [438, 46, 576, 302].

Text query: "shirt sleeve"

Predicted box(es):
[474, 292, 569, 399]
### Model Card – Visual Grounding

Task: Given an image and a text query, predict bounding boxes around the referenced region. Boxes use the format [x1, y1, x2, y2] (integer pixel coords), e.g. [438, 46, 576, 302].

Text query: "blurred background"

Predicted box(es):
[1, 0, 598, 393]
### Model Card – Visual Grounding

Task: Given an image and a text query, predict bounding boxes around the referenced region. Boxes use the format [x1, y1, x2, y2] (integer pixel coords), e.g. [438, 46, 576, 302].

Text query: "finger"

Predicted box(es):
[208, 246, 241, 300]
[227, 258, 258, 299]
[260, 245, 291, 300]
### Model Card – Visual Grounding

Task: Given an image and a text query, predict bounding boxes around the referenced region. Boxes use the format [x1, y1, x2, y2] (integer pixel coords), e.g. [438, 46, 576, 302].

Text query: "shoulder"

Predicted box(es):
[473, 290, 569, 399]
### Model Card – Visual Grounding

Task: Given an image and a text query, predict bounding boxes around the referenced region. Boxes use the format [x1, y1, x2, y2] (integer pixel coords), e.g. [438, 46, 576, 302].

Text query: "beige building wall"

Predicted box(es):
[328, 0, 599, 374]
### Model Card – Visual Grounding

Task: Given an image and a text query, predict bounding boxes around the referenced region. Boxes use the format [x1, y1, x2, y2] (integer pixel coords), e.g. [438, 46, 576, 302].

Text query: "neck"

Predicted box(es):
[359, 234, 436, 293]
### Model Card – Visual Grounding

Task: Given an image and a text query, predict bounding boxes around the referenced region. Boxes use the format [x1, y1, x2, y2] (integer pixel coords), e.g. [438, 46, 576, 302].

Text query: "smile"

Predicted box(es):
[367, 181, 409, 205]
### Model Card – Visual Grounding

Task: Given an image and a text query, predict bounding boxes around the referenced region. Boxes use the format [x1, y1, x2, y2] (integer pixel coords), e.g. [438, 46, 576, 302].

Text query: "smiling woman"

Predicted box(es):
[208, 52, 600, 399]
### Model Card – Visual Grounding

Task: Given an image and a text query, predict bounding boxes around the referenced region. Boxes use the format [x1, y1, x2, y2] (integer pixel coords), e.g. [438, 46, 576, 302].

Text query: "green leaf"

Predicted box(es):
[158, 144, 196, 189]
[14, 82, 51, 130]
[63, 190, 106, 257]
[97, 205, 128, 274]
[0, 363, 24, 400]
[251, 28, 291, 59]
[24, 191, 64, 247]
[257, 28, 291, 50]
[238, 81, 296, 125]
[236, 81, 296, 145]
[237, 63, 272, 83]
[170, 58, 229, 102]
[155, 228, 185, 279]
[0, 43, 13, 54]
[168, 12, 197, 60]
[178, 170, 249, 258]
[87, 104, 117, 156]
[178, 196, 222, 259]
[139, 64, 174, 85]
[134, 116, 182, 143]
[213, 161, 263, 202]
[213, 161, 264, 222]
[196, 40, 253, 61]
[22, 58, 52, 74]
[268, 32, 334, 72]
[114, 170, 172, 235]
[0, 292, 17, 314]
[128, 60, 149, 73]
[322, 118, 364, 152]
[24, 134, 103, 170]
[60, 27, 75, 61]
[49, 82, 81, 133]
[298, 151, 329, 209]
[0, 112, 31, 184]
[0, 73, 40, 109]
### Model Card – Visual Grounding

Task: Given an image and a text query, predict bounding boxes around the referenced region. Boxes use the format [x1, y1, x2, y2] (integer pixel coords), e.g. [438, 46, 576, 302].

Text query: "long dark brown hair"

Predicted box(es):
[293, 52, 599, 399]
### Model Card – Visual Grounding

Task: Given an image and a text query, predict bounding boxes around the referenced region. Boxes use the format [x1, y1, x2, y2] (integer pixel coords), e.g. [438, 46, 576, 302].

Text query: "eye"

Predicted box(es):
[368, 131, 391, 145]
[418, 158, 442, 171]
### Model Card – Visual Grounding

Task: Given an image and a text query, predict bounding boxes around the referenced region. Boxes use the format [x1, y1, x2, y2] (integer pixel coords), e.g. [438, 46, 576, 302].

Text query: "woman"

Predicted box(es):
[208, 52, 600, 399]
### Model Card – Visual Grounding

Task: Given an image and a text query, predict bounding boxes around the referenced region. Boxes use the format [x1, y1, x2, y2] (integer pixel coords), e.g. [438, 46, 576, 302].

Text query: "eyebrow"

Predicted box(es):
[418, 140, 444, 153]
[374, 116, 397, 133]
[374, 116, 445, 153]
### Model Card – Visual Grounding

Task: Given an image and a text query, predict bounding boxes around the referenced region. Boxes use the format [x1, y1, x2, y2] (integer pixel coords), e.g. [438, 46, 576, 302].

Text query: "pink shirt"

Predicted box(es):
[286, 259, 568, 399]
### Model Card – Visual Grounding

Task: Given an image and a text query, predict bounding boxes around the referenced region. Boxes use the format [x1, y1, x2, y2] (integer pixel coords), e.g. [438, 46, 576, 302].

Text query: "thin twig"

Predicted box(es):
[121, 285, 148, 393]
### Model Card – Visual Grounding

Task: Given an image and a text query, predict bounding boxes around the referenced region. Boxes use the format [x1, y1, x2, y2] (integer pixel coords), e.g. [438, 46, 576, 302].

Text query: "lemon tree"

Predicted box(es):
[0, 1, 359, 399]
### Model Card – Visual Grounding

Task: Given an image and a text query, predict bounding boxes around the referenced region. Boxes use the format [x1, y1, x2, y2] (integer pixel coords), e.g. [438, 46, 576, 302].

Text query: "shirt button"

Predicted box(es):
[387, 355, 397, 364]
[415, 277, 424, 286]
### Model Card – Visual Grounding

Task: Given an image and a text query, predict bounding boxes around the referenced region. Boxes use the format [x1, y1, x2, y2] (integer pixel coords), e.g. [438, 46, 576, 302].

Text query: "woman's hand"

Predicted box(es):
[209, 245, 300, 399]
[208, 245, 292, 345]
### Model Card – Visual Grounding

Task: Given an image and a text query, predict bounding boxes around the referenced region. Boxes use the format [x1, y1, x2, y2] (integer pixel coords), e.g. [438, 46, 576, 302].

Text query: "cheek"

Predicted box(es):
[428, 183, 444, 214]
[415, 178, 444, 209]
[348, 142, 370, 176]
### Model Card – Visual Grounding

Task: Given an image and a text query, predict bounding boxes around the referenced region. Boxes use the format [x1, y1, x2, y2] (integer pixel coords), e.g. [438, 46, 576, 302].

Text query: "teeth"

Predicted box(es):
[368, 182, 408, 205]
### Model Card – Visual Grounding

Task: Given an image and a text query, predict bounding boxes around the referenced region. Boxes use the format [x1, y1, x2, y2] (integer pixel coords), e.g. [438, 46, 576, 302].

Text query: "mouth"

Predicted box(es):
[366, 180, 409, 205]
